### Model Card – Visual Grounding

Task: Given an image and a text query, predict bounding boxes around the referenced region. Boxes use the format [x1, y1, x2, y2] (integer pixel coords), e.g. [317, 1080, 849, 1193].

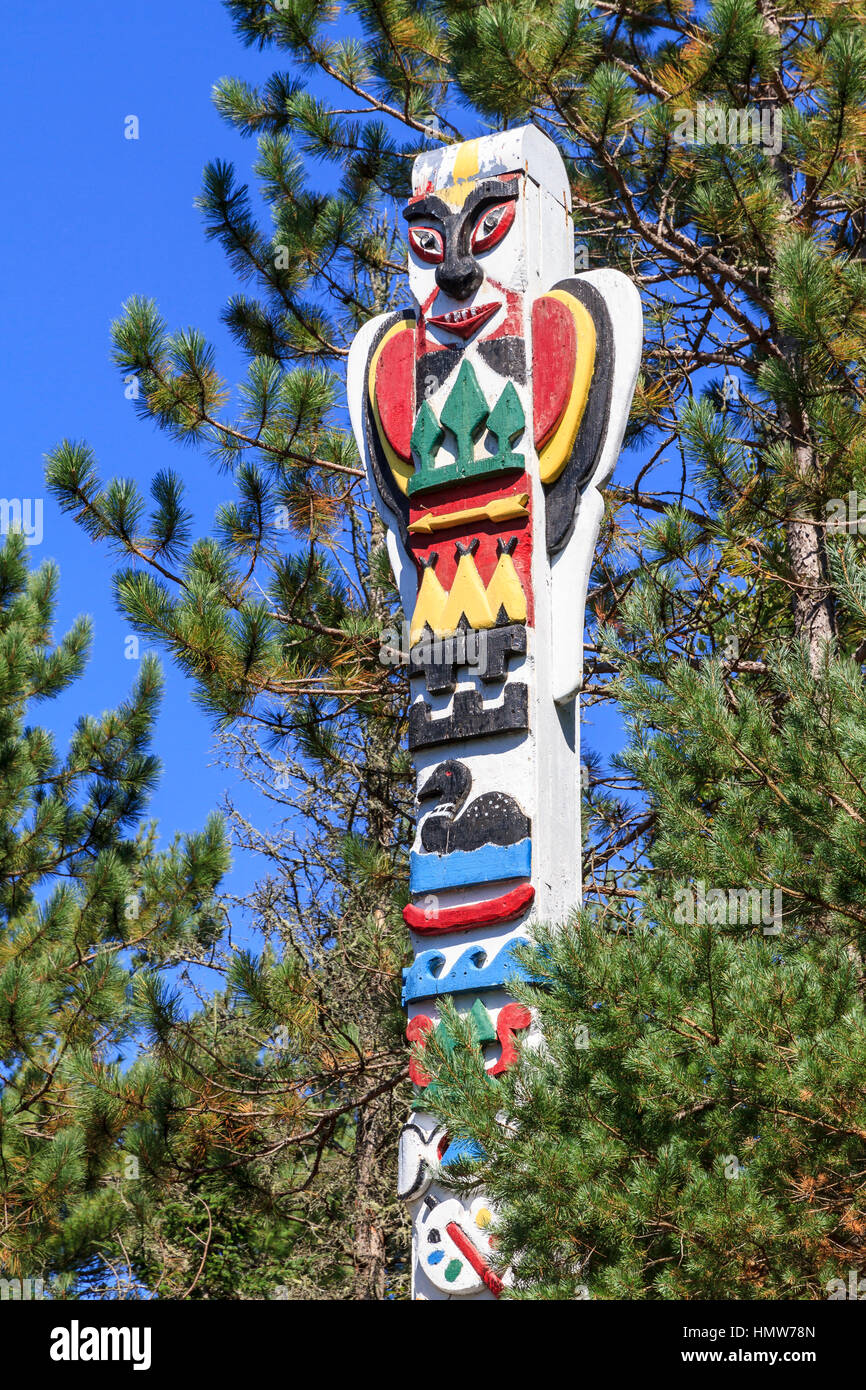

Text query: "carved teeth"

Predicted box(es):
[428, 302, 499, 338]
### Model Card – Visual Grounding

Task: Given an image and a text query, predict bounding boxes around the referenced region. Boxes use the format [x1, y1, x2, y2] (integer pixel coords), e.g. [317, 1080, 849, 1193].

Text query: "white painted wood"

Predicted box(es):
[551, 270, 643, 704]
[412, 126, 572, 211]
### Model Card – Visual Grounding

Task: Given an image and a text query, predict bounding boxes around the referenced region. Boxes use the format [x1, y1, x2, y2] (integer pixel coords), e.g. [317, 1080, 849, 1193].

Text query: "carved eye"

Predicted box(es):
[408, 225, 444, 264]
[470, 200, 516, 253]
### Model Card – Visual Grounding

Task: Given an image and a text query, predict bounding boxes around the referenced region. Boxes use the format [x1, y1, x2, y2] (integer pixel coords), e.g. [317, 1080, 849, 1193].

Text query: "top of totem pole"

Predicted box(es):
[410, 125, 572, 213]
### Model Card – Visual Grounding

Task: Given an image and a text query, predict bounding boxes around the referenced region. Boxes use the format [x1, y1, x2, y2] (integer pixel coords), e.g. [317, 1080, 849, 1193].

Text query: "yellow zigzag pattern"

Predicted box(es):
[410, 552, 526, 644]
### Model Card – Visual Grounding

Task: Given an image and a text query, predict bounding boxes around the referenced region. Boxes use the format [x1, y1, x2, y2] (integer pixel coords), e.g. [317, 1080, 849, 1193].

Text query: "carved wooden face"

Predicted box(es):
[415, 1192, 500, 1297]
[403, 174, 525, 344]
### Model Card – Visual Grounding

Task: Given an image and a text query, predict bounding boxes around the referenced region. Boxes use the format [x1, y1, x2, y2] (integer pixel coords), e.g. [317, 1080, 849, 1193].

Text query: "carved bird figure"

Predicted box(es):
[418, 760, 530, 855]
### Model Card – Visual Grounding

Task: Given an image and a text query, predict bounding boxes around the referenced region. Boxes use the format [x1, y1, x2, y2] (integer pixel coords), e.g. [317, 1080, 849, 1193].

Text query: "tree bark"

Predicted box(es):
[757, 2, 836, 672]
[350, 509, 407, 1299]
[351, 1089, 390, 1299]
[785, 431, 836, 676]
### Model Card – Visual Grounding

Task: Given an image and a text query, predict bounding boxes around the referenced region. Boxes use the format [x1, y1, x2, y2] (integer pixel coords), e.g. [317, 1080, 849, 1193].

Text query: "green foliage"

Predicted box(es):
[0, 535, 228, 1287]
[423, 623, 866, 1297]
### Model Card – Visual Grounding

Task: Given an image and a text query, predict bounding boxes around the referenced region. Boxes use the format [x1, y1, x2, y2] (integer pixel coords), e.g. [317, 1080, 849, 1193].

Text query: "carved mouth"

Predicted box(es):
[428, 302, 499, 339]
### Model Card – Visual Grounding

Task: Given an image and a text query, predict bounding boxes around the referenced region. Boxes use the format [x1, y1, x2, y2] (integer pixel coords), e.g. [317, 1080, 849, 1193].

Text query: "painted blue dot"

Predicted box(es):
[428, 1250, 445, 1265]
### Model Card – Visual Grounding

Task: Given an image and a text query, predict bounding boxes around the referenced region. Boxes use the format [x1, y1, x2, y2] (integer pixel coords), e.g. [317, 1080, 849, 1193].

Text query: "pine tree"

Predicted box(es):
[44, 0, 866, 1296]
[0, 534, 228, 1296]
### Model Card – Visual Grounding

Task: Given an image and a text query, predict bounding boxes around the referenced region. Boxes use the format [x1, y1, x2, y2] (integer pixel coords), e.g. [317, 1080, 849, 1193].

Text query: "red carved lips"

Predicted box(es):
[427, 301, 499, 339]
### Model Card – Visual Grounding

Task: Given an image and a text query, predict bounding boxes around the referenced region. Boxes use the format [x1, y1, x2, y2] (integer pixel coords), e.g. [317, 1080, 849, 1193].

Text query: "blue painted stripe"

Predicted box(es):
[402, 938, 536, 1005]
[409, 838, 531, 892]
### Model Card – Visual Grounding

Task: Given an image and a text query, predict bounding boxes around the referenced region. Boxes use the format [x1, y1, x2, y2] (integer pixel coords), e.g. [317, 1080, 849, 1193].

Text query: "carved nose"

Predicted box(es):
[435, 256, 482, 301]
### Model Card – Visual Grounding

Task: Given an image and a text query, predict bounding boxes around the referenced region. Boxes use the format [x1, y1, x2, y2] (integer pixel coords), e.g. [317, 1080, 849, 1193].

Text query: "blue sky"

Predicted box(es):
[2, 2, 289, 901]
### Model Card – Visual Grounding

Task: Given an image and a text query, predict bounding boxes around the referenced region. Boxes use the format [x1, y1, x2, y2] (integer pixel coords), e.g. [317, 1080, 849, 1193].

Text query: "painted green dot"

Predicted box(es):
[444, 1259, 463, 1283]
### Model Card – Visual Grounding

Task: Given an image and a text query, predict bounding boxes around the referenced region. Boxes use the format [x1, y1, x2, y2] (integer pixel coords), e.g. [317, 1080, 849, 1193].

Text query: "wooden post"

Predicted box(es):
[348, 126, 642, 1299]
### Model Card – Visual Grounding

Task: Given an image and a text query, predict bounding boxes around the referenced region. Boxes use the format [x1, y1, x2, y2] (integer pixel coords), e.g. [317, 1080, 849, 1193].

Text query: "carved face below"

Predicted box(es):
[403, 174, 526, 346]
[416, 1192, 501, 1297]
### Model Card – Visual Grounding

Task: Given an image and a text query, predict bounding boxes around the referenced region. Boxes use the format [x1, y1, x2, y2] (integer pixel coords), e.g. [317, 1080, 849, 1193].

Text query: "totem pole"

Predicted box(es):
[347, 126, 642, 1299]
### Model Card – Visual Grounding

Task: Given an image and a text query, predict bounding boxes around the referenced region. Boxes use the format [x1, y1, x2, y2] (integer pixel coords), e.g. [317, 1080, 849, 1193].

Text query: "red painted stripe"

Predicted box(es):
[408, 474, 530, 522]
[403, 882, 534, 935]
[445, 1221, 503, 1298]
[406, 1014, 433, 1087]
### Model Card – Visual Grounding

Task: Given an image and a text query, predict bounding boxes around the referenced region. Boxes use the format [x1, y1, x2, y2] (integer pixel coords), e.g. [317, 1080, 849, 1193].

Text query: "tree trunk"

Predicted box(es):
[350, 509, 406, 1299]
[785, 432, 835, 675]
[758, 3, 836, 672]
[351, 1090, 389, 1299]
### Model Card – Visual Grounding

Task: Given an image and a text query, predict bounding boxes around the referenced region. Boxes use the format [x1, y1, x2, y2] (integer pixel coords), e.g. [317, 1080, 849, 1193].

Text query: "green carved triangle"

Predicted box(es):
[410, 400, 444, 484]
[407, 361, 524, 496]
[466, 998, 497, 1045]
[486, 381, 525, 470]
[439, 359, 488, 475]
[432, 998, 497, 1057]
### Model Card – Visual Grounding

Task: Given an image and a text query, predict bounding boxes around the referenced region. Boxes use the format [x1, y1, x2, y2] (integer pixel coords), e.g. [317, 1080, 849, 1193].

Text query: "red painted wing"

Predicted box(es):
[374, 324, 416, 462]
[531, 295, 578, 449]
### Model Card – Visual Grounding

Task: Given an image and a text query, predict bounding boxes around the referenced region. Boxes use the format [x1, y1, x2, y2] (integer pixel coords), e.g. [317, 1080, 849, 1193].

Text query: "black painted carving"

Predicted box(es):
[408, 683, 529, 750]
[416, 347, 463, 402]
[409, 619, 526, 694]
[403, 178, 521, 303]
[418, 760, 530, 853]
[477, 336, 526, 384]
[544, 277, 615, 556]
